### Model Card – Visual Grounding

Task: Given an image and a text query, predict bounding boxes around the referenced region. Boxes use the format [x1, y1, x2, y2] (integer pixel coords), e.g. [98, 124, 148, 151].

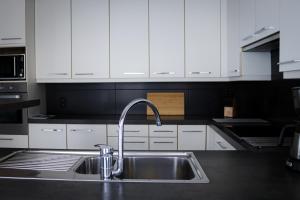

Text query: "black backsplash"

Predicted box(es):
[45, 80, 300, 119]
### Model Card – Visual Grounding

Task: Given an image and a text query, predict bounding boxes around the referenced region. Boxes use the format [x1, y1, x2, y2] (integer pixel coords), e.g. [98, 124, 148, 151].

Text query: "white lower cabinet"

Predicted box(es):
[178, 125, 206, 150]
[150, 137, 177, 150]
[67, 124, 107, 150]
[207, 125, 235, 150]
[0, 135, 28, 148]
[29, 124, 67, 149]
[108, 137, 149, 150]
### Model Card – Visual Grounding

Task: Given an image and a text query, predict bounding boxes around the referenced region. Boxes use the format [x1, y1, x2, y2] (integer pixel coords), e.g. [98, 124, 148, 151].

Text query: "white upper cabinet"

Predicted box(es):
[255, 0, 279, 39]
[240, 0, 280, 47]
[221, 0, 241, 77]
[110, 0, 149, 78]
[149, 0, 184, 78]
[35, 0, 71, 79]
[0, 0, 25, 46]
[72, 0, 109, 79]
[185, 0, 221, 77]
[279, 0, 300, 73]
[239, 0, 256, 46]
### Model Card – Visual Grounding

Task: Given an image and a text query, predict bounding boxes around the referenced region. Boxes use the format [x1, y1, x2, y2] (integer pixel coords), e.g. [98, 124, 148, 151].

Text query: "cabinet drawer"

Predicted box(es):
[149, 125, 177, 137]
[67, 124, 107, 150]
[178, 125, 206, 150]
[108, 137, 149, 150]
[0, 135, 28, 148]
[214, 132, 235, 150]
[107, 124, 148, 137]
[150, 137, 177, 150]
[207, 125, 235, 151]
[29, 124, 67, 149]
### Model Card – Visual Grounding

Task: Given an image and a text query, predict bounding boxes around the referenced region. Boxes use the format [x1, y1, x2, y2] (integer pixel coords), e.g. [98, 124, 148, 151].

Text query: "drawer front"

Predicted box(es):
[150, 137, 177, 150]
[67, 124, 107, 150]
[178, 125, 206, 150]
[149, 125, 177, 137]
[29, 124, 67, 149]
[214, 133, 235, 150]
[108, 137, 149, 150]
[0, 135, 28, 148]
[107, 124, 148, 137]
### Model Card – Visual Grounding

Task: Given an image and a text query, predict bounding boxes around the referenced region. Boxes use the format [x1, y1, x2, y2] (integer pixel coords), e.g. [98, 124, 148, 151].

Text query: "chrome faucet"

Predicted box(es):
[95, 98, 161, 178]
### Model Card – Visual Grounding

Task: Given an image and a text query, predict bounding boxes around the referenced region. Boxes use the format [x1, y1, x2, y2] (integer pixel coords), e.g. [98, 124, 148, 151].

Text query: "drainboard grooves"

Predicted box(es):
[0, 153, 81, 172]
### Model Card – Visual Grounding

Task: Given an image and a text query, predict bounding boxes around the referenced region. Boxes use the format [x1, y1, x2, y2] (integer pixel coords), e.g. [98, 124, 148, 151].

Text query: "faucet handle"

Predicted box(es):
[94, 144, 114, 155]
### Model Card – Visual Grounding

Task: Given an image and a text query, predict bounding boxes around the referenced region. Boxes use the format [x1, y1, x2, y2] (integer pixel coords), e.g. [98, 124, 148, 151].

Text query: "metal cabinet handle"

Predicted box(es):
[124, 141, 146, 144]
[153, 141, 174, 144]
[123, 72, 145, 75]
[230, 69, 240, 73]
[1, 37, 22, 40]
[0, 138, 13, 141]
[48, 73, 68, 76]
[152, 72, 175, 75]
[189, 71, 211, 75]
[254, 26, 275, 35]
[74, 73, 94, 76]
[216, 141, 227, 150]
[0, 95, 21, 99]
[70, 129, 95, 133]
[117, 130, 140, 133]
[41, 129, 63, 133]
[242, 35, 255, 41]
[277, 60, 300, 65]
[182, 131, 203, 133]
[153, 130, 174, 133]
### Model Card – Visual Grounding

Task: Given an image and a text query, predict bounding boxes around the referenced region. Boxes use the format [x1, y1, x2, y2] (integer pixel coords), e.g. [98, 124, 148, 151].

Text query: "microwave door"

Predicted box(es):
[0, 56, 15, 78]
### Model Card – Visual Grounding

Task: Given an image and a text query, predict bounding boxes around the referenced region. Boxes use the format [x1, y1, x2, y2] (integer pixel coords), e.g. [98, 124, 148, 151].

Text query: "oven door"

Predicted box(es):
[0, 54, 25, 80]
[0, 108, 28, 135]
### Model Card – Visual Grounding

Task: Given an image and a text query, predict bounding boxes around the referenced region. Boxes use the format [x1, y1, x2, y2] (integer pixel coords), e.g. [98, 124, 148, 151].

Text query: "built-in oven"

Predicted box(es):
[0, 83, 28, 135]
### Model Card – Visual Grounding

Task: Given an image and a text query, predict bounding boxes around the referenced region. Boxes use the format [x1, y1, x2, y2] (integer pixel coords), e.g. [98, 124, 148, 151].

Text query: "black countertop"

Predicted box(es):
[28, 114, 210, 125]
[0, 150, 300, 200]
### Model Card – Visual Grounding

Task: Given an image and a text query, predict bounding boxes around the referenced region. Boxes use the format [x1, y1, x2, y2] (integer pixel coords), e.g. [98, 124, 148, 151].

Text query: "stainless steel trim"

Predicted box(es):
[70, 129, 95, 133]
[182, 131, 203, 133]
[1, 37, 22, 41]
[0, 95, 21, 99]
[74, 73, 94, 76]
[0, 138, 13, 141]
[152, 72, 175, 75]
[254, 26, 275, 35]
[13, 57, 16, 77]
[153, 141, 174, 144]
[123, 72, 145, 75]
[216, 141, 227, 150]
[41, 129, 63, 133]
[124, 141, 146, 144]
[277, 60, 300, 65]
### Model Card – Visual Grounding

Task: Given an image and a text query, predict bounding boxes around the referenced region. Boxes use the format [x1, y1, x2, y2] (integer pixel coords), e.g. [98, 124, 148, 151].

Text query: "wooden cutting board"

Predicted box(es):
[147, 92, 184, 116]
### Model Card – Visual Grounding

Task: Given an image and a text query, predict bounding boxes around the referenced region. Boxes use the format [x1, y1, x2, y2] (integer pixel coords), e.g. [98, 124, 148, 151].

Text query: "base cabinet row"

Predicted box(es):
[27, 124, 236, 151]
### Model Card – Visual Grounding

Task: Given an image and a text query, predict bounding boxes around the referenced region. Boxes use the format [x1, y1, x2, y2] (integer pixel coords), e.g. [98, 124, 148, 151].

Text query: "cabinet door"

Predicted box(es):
[279, 0, 300, 72]
[0, 0, 25, 46]
[255, 0, 279, 40]
[108, 137, 149, 150]
[149, 0, 184, 78]
[239, 0, 256, 46]
[72, 0, 109, 79]
[35, 0, 71, 79]
[29, 124, 67, 149]
[221, 0, 241, 77]
[178, 125, 206, 150]
[185, 0, 221, 77]
[206, 126, 235, 150]
[150, 137, 177, 150]
[0, 135, 28, 148]
[110, 0, 149, 78]
[67, 124, 107, 150]
[149, 125, 177, 138]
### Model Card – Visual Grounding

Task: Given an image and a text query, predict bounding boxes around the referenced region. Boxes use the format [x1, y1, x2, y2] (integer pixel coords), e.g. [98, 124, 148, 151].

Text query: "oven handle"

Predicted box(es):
[0, 95, 21, 99]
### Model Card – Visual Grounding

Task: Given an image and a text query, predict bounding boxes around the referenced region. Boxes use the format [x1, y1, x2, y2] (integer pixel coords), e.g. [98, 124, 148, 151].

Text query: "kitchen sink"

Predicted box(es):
[0, 150, 209, 183]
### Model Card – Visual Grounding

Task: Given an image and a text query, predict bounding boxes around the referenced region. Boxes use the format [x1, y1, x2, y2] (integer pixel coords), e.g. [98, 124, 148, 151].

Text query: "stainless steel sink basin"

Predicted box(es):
[0, 150, 209, 183]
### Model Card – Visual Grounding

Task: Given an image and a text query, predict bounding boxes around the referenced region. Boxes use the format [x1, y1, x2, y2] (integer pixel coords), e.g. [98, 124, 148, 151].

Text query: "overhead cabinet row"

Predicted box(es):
[35, 0, 223, 80]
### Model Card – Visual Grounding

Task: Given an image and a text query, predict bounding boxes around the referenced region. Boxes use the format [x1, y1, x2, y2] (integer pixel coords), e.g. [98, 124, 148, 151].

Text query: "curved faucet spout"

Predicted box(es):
[112, 98, 161, 176]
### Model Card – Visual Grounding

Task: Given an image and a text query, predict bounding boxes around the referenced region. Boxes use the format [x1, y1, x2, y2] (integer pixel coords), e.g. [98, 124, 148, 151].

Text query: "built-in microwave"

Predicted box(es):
[0, 54, 25, 80]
